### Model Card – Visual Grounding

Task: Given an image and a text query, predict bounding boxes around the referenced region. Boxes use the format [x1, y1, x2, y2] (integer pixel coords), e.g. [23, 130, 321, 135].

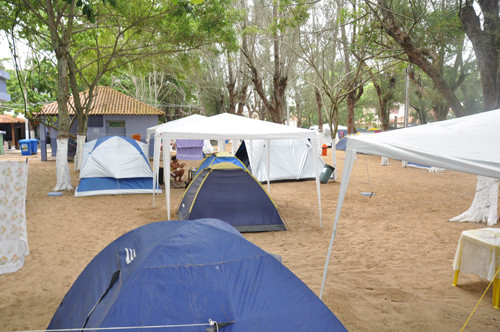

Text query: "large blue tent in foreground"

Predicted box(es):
[48, 219, 346, 331]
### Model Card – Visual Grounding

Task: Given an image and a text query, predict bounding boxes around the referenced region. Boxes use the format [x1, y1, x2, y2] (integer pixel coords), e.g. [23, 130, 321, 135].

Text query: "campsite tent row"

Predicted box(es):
[148, 113, 324, 225]
[320, 109, 500, 298]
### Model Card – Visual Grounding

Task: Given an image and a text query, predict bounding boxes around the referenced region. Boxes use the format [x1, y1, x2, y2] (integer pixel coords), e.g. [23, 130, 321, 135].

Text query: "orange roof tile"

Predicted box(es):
[39, 86, 164, 116]
[0, 114, 26, 124]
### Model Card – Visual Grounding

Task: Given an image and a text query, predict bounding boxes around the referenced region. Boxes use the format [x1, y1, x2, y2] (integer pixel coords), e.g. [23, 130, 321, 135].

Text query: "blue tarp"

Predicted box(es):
[48, 219, 346, 331]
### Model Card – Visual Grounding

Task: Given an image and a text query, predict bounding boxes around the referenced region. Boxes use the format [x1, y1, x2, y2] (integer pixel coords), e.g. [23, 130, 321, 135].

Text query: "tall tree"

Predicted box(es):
[450, 0, 500, 226]
[241, 0, 308, 123]
[366, 0, 469, 118]
[2, 0, 236, 188]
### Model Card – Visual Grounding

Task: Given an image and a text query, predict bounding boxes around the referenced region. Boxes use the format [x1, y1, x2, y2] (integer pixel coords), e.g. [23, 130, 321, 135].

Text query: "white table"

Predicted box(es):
[452, 228, 500, 308]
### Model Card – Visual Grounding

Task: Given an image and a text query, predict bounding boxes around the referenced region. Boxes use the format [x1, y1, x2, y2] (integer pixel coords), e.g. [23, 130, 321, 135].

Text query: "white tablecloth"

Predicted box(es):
[453, 228, 500, 281]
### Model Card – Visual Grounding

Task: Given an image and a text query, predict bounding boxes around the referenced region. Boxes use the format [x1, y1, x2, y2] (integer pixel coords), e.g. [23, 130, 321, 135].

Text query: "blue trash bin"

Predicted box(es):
[30, 139, 39, 154]
[19, 139, 32, 156]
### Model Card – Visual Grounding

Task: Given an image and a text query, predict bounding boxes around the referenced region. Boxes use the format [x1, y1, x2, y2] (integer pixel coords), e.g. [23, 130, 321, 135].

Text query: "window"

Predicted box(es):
[88, 115, 103, 127]
[108, 121, 125, 128]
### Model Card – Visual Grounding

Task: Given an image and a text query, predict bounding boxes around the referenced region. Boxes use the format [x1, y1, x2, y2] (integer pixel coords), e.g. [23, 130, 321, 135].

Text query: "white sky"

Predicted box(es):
[0, 34, 26, 70]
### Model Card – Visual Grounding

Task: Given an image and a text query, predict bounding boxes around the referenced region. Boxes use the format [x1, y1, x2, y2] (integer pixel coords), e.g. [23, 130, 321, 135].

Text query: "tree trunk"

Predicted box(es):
[373, 76, 395, 131]
[236, 84, 248, 116]
[315, 87, 323, 133]
[53, 138, 73, 191]
[459, 1, 500, 111]
[53, 55, 73, 191]
[346, 86, 363, 134]
[295, 97, 302, 128]
[452, 1, 500, 225]
[226, 50, 237, 114]
[374, 82, 388, 131]
[450, 176, 498, 226]
[74, 134, 86, 171]
[431, 101, 448, 121]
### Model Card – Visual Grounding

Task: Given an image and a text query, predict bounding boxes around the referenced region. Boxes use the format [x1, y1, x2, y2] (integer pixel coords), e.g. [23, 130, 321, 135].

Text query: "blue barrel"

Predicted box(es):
[320, 164, 335, 183]
[30, 139, 39, 154]
[19, 139, 32, 156]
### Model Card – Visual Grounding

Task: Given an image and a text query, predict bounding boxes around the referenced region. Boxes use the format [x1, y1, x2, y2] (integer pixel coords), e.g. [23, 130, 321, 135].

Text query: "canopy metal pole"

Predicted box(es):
[312, 134, 322, 227]
[320, 150, 357, 299]
[163, 134, 171, 220]
[404, 68, 409, 128]
[152, 133, 161, 207]
[266, 139, 270, 192]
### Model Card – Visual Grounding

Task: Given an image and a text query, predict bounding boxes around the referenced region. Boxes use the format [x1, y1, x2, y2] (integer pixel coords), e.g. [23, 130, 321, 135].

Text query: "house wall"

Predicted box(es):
[0, 70, 11, 102]
[41, 115, 159, 160]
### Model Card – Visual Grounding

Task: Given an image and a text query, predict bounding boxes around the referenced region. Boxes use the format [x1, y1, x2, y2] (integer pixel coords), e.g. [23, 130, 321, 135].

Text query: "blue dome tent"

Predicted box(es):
[75, 136, 161, 196]
[193, 151, 247, 178]
[178, 162, 286, 232]
[48, 219, 346, 331]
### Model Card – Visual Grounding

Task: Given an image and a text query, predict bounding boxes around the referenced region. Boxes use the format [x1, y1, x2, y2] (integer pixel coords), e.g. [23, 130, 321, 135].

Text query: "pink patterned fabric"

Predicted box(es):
[0, 160, 29, 274]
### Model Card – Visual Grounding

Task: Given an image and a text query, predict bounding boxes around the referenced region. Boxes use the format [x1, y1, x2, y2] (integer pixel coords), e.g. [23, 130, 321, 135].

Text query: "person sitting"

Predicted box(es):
[170, 156, 186, 183]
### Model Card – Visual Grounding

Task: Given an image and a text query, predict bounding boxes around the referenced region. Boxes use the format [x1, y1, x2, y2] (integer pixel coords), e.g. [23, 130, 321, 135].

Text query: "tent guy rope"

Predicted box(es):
[11, 321, 215, 332]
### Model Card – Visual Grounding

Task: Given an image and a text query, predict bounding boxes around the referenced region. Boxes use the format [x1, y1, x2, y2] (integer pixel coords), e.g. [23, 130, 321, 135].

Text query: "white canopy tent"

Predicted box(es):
[146, 114, 207, 159]
[240, 139, 326, 182]
[320, 109, 500, 298]
[150, 113, 323, 224]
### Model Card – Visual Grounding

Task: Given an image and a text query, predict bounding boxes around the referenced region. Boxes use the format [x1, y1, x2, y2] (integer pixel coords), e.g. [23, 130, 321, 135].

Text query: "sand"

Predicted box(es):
[1, 148, 499, 331]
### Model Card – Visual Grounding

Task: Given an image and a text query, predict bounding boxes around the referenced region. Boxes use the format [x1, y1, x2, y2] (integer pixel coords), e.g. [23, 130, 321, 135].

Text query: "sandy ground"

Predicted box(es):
[1, 147, 500, 331]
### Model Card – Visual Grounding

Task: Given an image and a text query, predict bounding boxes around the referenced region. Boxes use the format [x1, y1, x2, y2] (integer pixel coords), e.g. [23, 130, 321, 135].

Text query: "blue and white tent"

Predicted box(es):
[75, 136, 161, 197]
[178, 162, 286, 232]
[48, 218, 346, 331]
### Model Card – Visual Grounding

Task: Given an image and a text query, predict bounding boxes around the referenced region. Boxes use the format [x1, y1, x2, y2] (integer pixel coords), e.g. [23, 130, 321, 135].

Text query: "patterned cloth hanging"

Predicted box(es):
[0, 160, 29, 274]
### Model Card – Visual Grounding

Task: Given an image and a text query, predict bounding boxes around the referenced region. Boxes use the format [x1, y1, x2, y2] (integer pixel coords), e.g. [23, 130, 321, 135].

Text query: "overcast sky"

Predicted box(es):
[0, 34, 27, 70]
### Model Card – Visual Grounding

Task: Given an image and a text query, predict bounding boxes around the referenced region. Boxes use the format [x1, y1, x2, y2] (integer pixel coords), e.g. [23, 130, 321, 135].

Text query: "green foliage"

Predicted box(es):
[4, 56, 57, 120]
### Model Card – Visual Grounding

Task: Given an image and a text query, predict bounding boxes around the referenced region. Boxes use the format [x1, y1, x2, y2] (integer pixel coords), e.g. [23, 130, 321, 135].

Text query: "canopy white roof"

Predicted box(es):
[159, 113, 320, 140]
[321, 109, 500, 298]
[146, 114, 207, 139]
[150, 113, 323, 223]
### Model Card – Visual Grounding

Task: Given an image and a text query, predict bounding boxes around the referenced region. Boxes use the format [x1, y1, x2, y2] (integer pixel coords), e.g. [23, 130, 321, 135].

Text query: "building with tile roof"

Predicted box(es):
[0, 114, 26, 149]
[38, 86, 164, 161]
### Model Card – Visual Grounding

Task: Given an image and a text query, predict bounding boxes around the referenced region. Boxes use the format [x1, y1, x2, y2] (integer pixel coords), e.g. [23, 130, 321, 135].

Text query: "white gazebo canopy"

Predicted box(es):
[150, 113, 323, 224]
[321, 109, 500, 298]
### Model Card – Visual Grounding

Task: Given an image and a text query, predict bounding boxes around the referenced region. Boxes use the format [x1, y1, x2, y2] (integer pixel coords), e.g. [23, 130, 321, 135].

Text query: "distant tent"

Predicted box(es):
[48, 219, 346, 331]
[310, 124, 348, 147]
[193, 151, 247, 178]
[178, 162, 286, 232]
[336, 132, 379, 151]
[235, 139, 325, 182]
[335, 137, 347, 151]
[75, 136, 161, 197]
